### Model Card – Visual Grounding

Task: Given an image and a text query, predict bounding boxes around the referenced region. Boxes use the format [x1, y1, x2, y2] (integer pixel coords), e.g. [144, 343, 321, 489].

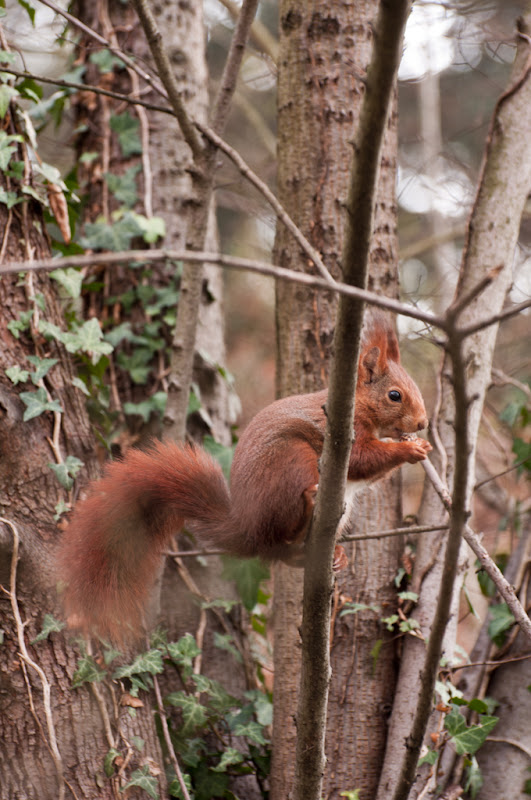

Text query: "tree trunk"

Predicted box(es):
[271, 1, 403, 796]
[0, 146, 163, 796]
[377, 15, 531, 797]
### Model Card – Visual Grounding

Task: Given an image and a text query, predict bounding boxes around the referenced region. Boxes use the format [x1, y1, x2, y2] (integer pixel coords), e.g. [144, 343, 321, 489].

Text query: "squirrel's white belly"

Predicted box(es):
[337, 479, 370, 538]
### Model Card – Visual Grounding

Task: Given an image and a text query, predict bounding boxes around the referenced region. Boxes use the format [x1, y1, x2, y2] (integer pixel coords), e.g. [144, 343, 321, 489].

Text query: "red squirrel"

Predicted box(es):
[59, 314, 431, 638]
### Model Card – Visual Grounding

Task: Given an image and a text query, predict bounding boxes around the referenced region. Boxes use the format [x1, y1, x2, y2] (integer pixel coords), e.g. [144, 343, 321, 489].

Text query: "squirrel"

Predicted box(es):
[59, 313, 432, 639]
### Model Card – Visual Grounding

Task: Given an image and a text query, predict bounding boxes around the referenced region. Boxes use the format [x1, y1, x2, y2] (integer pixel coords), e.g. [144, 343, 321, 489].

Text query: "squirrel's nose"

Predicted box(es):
[417, 418, 428, 431]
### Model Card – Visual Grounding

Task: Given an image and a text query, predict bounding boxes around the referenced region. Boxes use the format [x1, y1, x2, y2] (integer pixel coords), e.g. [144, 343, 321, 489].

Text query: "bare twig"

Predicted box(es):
[152, 674, 192, 800]
[129, 0, 203, 158]
[216, 0, 278, 62]
[211, 0, 260, 134]
[0, 248, 439, 325]
[1, 63, 334, 283]
[37, 0, 165, 96]
[421, 458, 531, 642]
[491, 367, 531, 403]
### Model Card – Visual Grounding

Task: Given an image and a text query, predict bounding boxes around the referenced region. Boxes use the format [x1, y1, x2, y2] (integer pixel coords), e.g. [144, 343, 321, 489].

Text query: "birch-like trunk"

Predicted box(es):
[377, 16, 531, 798]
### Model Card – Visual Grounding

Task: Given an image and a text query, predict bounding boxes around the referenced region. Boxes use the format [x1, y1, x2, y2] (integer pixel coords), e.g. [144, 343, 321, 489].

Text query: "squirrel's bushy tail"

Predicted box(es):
[59, 442, 230, 640]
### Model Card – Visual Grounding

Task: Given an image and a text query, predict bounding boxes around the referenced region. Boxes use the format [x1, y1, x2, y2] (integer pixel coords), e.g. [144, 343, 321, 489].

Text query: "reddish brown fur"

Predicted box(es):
[59, 313, 431, 639]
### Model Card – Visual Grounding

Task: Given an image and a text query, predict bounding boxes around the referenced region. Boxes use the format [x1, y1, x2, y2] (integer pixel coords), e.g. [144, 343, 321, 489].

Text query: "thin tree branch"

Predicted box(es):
[293, 3, 412, 799]
[342, 524, 450, 542]
[0, 67, 174, 114]
[36, 0, 165, 97]
[216, 0, 279, 62]
[193, 120, 336, 284]
[211, 0, 260, 134]
[0, 248, 438, 323]
[129, 0, 203, 158]
[399, 223, 466, 262]
[421, 458, 531, 642]
[152, 674, 192, 800]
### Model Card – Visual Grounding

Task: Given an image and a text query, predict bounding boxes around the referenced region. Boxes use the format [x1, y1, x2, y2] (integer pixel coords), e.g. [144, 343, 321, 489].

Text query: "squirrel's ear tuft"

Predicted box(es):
[385, 327, 401, 363]
[361, 345, 381, 381]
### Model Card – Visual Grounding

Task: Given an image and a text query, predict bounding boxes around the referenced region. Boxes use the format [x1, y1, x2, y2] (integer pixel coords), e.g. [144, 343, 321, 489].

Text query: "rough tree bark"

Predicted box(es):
[0, 151, 163, 797]
[271, 1, 410, 797]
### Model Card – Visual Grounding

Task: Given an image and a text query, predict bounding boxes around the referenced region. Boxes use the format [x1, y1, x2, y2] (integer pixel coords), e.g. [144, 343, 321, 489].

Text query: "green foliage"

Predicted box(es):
[70, 631, 271, 798]
[221, 557, 270, 612]
[488, 603, 515, 646]
[50, 267, 83, 299]
[340, 601, 381, 617]
[20, 387, 62, 421]
[48, 455, 84, 490]
[123, 766, 159, 799]
[110, 111, 143, 156]
[72, 654, 107, 688]
[89, 49, 124, 74]
[444, 706, 498, 756]
[31, 614, 65, 643]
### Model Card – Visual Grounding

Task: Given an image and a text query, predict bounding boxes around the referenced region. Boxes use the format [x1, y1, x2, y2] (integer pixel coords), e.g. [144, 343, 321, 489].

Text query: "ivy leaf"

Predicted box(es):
[116, 347, 153, 384]
[221, 556, 269, 612]
[231, 718, 268, 746]
[0, 140, 17, 170]
[71, 376, 91, 396]
[488, 603, 515, 646]
[513, 437, 531, 476]
[80, 213, 144, 252]
[165, 691, 208, 735]
[20, 388, 62, 421]
[418, 749, 438, 767]
[0, 84, 19, 118]
[123, 393, 167, 422]
[398, 591, 419, 603]
[62, 318, 114, 364]
[134, 213, 166, 243]
[245, 688, 273, 727]
[166, 633, 201, 669]
[104, 747, 122, 778]
[72, 654, 106, 688]
[113, 649, 164, 680]
[50, 267, 83, 299]
[0, 188, 22, 208]
[89, 49, 124, 73]
[168, 770, 194, 799]
[444, 707, 498, 755]
[464, 756, 483, 799]
[48, 455, 84, 490]
[211, 747, 244, 772]
[340, 601, 382, 617]
[123, 767, 159, 800]
[214, 632, 242, 663]
[0, 50, 16, 65]
[31, 614, 65, 643]
[27, 355, 58, 384]
[109, 112, 142, 157]
[191, 674, 235, 713]
[16, 77, 43, 103]
[5, 365, 29, 384]
[104, 165, 140, 208]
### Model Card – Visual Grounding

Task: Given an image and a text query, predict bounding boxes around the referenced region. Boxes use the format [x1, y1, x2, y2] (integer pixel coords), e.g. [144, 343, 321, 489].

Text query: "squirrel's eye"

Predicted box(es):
[388, 390, 401, 402]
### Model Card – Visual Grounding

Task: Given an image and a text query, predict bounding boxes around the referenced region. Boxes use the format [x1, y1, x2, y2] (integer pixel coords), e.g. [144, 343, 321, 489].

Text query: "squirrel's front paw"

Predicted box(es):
[403, 437, 432, 463]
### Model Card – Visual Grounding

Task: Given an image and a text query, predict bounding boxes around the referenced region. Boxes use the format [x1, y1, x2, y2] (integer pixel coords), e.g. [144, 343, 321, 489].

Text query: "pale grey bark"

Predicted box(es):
[377, 16, 531, 799]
